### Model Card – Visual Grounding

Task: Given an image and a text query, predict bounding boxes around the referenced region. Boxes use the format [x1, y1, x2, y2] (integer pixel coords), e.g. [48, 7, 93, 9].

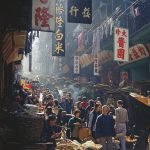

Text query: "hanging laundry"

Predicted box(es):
[134, 6, 140, 17]
[96, 27, 101, 52]
[25, 32, 32, 55]
[109, 18, 114, 36]
[100, 25, 104, 41]
[92, 29, 97, 55]
[92, 28, 100, 54]
[85, 31, 93, 49]
[77, 31, 85, 51]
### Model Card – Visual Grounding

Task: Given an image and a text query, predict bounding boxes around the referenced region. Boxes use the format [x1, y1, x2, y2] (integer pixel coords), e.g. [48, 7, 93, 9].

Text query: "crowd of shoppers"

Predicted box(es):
[6, 79, 129, 150]
[39, 87, 128, 150]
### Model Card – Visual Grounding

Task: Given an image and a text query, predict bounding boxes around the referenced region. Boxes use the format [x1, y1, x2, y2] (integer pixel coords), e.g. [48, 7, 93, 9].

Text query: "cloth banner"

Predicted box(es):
[114, 27, 129, 62]
[92, 29, 97, 54]
[74, 56, 80, 74]
[67, 0, 92, 24]
[52, 0, 65, 56]
[94, 54, 99, 76]
[92, 28, 100, 54]
[32, 0, 56, 32]
[77, 32, 85, 51]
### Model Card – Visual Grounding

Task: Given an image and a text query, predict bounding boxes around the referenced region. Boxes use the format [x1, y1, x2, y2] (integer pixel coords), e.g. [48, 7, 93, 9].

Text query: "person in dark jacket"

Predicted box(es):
[68, 110, 81, 141]
[88, 103, 101, 138]
[57, 109, 64, 125]
[85, 99, 95, 123]
[65, 93, 74, 114]
[95, 105, 115, 150]
[45, 115, 62, 150]
[57, 110, 72, 126]
[53, 99, 62, 115]
[45, 95, 54, 108]
[77, 101, 86, 123]
[59, 96, 66, 111]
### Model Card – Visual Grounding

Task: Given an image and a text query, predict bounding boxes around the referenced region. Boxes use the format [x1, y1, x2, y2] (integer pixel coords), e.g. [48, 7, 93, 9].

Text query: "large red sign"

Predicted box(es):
[114, 27, 129, 62]
[32, 0, 56, 32]
[118, 44, 149, 66]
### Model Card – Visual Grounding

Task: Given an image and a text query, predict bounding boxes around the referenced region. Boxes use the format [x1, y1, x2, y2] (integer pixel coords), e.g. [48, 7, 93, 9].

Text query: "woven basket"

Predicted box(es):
[14, 114, 44, 144]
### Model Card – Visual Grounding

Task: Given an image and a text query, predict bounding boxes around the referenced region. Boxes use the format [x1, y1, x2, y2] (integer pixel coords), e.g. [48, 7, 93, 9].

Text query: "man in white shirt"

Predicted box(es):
[115, 100, 128, 150]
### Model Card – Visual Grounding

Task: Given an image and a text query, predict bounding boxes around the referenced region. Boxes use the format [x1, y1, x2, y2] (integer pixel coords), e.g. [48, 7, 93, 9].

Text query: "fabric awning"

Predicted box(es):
[80, 50, 113, 68]
[1, 31, 26, 64]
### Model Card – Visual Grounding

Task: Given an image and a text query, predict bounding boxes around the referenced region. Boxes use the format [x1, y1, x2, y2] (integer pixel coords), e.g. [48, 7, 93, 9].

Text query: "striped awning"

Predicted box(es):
[1, 31, 26, 64]
[2, 32, 14, 62]
[79, 50, 113, 68]
[80, 54, 93, 68]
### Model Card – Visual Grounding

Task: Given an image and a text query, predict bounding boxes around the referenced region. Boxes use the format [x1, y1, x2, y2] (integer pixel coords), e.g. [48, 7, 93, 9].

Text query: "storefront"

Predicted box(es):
[0, 31, 26, 99]
[119, 44, 150, 82]
[98, 50, 121, 87]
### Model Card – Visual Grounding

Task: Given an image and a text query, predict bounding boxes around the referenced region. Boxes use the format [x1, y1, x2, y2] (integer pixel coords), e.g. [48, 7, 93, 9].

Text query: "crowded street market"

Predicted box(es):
[0, 0, 150, 150]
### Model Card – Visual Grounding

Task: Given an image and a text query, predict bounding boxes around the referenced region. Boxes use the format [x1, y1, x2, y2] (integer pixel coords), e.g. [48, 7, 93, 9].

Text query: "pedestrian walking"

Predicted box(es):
[95, 105, 115, 150]
[115, 100, 128, 150]
[88, 103, 101, 139]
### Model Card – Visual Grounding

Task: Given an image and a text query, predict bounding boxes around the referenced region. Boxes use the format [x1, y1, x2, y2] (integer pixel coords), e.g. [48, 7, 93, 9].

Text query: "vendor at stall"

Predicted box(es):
[68, 110, 81, 141]
[45, 115, 62, 150]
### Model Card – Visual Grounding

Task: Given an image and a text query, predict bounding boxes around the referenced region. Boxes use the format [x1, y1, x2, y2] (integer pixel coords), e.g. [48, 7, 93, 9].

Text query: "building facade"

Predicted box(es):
[60, 0, 150, 86]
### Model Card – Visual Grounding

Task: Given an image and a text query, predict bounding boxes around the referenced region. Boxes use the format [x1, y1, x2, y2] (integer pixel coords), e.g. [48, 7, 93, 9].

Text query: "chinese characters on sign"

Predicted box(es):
[67, 0, 92, 24]
[118, 44, 149, 66]
[32, 0, 56, 32]
[114, 27, 129, 62]
[74, 56, 80, 74]
[52, 0, 65, 56]
[94, 55, 99, 76]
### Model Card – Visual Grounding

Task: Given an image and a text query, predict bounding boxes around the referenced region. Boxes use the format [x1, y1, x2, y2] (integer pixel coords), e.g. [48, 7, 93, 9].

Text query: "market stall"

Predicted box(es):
[56, 139, 102, 150]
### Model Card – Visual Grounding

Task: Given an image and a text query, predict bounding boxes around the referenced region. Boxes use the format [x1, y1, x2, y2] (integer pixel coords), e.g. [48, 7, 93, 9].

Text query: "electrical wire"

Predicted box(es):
[86, 0, 141, 33]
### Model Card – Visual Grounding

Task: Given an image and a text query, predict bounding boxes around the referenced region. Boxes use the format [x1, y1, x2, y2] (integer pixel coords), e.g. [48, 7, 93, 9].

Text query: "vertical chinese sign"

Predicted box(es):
[114, 27, 129, 62]
[67, 0, 92, 24]
[32, 0, 56, 32]
[94, 54, 99, 76]
[52, 0, 65, 56]
[74, 56, 80, 74]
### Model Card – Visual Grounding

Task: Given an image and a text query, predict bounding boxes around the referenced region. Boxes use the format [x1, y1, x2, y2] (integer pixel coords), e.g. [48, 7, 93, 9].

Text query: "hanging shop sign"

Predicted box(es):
[94, 55, 99, 76]
[118, 44, 149, 66]
[67, 0, 92, 24]
[32, 0, 56, 32]
[52, 0, 65, 56]
[114, 27, 129, 62]
[74, 56, 80, 74]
